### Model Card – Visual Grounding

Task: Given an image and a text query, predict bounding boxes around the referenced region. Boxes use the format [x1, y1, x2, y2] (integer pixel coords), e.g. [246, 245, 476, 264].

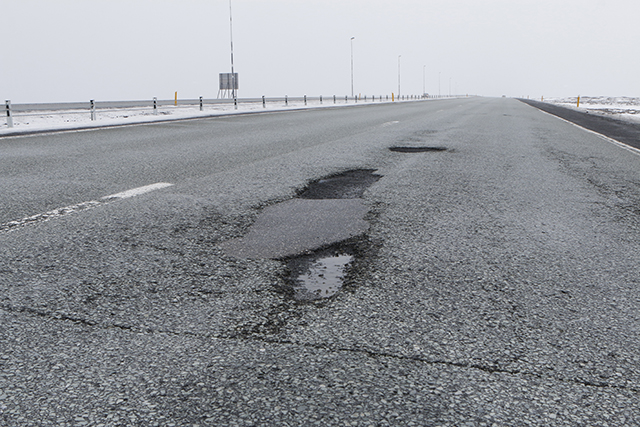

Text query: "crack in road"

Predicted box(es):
[3, 303, 638, 395]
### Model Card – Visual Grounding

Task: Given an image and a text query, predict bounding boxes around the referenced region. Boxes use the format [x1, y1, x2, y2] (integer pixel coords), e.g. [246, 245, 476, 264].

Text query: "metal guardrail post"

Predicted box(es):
[320, 95, 322, 104]
[262, 95, 266, 108]
[333, 95, 336, 104]
[90, 100, 96, 121]
[5, 100, 13, 128]
[285, 95, 288, 106]
[153, 97, 158, 115]
[304, 95, 307, 106]
[199, 96, 203, 111]
[345, 95, 348, 103]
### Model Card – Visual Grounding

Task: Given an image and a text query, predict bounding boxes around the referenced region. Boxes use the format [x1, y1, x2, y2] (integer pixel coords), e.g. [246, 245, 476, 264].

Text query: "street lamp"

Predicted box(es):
[351, 37, 355, 97]
[438, 71, 441, 97]
[423, 65, 426, 97]
[398, 55, 401, 97]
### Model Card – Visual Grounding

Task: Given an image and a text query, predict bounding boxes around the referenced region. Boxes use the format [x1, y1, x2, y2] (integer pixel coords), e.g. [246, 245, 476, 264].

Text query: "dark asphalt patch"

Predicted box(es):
[389, 146, 447, 153]
[298, 169, 382, 199]
[219, 199, 369, 259]
[519, 98, 640, 150]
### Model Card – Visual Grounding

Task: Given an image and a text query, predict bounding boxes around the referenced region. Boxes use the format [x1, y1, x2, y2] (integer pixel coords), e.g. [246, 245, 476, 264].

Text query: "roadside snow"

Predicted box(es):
[544, 96, 640, 124]
[0, 98, 398, 136]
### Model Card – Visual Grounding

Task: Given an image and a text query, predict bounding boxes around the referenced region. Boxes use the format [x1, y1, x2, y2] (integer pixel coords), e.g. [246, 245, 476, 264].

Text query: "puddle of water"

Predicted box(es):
[291, 253, 353, 300]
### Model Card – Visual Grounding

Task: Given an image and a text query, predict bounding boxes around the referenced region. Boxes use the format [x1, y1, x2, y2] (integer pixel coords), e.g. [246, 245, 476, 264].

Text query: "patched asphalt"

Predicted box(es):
[219, 198, 369, 259]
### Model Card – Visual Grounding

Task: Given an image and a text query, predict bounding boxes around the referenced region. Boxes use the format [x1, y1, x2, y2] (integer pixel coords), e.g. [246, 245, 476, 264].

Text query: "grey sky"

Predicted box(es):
[2, 0, 639, 103]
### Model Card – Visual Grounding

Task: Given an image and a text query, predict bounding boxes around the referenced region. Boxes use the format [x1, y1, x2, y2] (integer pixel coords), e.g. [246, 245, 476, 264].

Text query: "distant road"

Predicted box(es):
[519, 98, 640, 150]
[2, 97, 640, 425]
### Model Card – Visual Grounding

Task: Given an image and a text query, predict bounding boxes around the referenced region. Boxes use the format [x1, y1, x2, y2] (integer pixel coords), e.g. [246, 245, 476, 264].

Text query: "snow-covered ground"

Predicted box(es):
[544, 96, 640, 123]
[0, 97, 413, 136]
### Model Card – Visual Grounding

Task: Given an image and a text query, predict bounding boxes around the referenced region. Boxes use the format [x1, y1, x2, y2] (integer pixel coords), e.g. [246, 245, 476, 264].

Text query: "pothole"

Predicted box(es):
[277, 169, 382, 301]
[298, 169, 382, 199]
[286, 246, 354, 301]
[389, 146, 447, 153]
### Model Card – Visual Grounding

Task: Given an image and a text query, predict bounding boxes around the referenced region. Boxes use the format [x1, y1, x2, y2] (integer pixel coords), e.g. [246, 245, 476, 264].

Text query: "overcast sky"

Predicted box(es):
[2, 0, 639, 103]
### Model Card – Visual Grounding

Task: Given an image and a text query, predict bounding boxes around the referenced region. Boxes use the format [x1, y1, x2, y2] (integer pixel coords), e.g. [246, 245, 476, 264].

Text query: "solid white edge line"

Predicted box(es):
[1, 182, 174, 233]
[533, 107, 640, 157]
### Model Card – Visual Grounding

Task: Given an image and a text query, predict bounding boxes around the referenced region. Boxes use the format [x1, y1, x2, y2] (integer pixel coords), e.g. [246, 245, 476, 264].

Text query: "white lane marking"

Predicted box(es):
[101, 182, 174, 200]
[382, 121, 399, 127]
[1, 201, 103, 232]
[1, 182, 174, 233]
[534, 108, 640, 157]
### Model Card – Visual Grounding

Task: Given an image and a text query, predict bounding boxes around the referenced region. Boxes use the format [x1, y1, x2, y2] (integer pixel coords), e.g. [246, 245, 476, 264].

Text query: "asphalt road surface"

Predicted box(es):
[2, 97, 640, 426]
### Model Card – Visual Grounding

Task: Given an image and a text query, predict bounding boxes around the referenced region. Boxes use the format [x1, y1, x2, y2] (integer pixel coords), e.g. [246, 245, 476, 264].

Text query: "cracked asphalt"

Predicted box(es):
[1, 97, 640, 426]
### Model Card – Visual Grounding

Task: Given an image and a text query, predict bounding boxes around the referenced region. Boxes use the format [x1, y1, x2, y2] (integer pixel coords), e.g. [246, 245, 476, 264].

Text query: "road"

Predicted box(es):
[1, 97, 640, 426]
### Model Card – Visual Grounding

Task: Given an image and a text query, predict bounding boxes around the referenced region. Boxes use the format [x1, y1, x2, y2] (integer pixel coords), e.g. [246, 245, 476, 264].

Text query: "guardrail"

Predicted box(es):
[3, 94, 459, 128]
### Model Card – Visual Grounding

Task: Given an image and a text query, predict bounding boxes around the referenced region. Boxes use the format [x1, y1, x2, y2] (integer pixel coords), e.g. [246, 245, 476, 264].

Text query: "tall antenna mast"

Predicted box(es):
[229, 0, 237, 109]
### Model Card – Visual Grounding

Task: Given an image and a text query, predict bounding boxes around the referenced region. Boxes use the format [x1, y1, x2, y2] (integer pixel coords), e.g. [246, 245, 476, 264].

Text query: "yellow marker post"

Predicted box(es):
[541, 96, 544, 102]
[175, 92, 178, 106]
[392, 93, 395, 102]
[577, 96, 580, 108]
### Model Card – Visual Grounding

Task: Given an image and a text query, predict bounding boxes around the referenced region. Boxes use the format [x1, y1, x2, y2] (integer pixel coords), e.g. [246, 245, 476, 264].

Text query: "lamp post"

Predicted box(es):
[438, 71, 441, 97]
[423, 65, 426, 97]
[228, 0, 237, 109]
[350, 37, 355, 97]
[398, 55, 401, 97]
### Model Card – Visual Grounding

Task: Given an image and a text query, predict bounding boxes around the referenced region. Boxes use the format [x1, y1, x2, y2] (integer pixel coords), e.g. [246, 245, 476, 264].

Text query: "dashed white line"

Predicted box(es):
[1, 182, 174, 233]
[101, 182, 174, 200]
[382, 121, 400, 127]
